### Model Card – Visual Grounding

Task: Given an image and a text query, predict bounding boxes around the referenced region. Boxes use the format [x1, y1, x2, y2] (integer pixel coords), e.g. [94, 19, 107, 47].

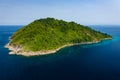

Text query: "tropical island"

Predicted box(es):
[5, 18, 112, 56]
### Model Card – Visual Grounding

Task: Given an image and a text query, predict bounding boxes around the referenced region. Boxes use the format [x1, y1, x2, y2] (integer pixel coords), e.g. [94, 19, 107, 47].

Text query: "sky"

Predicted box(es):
[0, 0, 120, 25]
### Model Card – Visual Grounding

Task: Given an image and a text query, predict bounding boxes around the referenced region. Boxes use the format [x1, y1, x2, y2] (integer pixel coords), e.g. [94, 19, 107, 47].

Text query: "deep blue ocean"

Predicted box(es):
[0, 25, 120, 80]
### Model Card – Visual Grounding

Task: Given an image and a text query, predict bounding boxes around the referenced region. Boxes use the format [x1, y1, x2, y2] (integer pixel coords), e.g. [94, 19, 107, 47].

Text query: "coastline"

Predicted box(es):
[5, 38, 112, 57]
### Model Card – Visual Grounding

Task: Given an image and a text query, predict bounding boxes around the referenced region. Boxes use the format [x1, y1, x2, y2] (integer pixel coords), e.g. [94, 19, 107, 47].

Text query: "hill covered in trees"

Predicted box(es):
[6, 18, 112, 56]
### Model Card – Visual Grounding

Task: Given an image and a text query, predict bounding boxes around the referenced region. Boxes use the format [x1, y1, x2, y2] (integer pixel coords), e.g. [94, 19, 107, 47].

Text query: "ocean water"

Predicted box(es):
[0, 25, 120, 80]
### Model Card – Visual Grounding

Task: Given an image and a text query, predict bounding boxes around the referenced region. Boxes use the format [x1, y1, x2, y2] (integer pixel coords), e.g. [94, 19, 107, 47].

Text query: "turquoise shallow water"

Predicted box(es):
[0, 25, 120, 80]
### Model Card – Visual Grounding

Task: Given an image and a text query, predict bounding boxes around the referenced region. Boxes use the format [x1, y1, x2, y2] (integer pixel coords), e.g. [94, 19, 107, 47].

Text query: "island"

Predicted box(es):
[5, 18, 112, 56]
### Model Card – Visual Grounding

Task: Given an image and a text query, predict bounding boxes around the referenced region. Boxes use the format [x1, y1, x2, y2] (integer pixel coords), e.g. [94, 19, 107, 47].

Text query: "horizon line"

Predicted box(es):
[0, 24, 120, 26]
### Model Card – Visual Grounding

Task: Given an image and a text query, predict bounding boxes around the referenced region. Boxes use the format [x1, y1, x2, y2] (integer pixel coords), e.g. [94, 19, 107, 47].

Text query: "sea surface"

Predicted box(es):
[0, 25, 120, 80]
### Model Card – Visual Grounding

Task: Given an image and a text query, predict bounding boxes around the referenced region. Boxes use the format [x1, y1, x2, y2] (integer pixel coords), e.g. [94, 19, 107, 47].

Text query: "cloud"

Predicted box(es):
[0, 0, 120, 25]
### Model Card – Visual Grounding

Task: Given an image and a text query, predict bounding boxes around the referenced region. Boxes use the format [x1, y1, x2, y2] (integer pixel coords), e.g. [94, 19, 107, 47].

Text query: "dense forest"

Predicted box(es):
[10, 18, 112, 51]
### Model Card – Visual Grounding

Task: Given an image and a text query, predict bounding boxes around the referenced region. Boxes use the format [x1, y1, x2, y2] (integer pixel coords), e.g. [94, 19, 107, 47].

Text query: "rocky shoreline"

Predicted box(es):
[5, 38, 112, 57]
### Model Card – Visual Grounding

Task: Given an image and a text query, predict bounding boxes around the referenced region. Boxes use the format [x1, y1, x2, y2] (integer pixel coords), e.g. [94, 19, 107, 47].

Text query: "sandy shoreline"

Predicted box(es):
[5, 38, 112, 56]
